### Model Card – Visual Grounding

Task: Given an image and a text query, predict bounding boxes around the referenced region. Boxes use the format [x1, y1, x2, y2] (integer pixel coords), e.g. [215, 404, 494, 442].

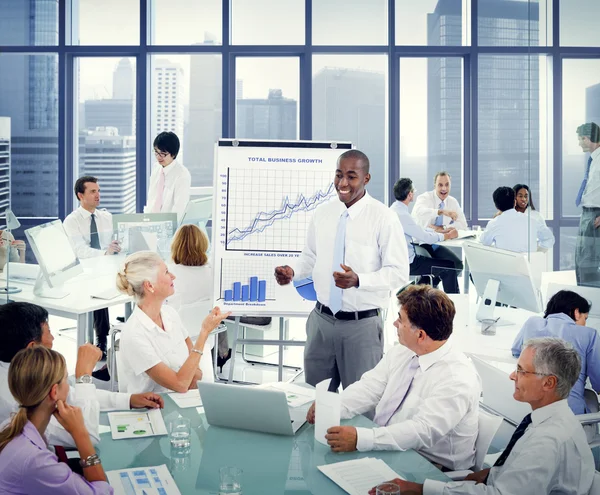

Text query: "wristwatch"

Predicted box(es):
[76, 374, 93, 384]
[79, 453, 102, 468]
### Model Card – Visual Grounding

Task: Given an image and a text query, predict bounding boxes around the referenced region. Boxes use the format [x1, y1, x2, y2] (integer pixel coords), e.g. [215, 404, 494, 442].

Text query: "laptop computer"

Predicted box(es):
[197, 382, 308, 436]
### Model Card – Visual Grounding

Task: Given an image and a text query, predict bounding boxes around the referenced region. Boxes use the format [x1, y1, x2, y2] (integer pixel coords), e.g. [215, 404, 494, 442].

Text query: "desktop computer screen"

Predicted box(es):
[25, 220, 83, 297]
[112, 213, 178, 257]
[180, 197, 213, 243]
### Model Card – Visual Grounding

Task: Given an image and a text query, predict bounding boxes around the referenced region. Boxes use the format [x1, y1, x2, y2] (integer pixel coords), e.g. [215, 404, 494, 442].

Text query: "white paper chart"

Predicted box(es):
[212, 140, 352, 316]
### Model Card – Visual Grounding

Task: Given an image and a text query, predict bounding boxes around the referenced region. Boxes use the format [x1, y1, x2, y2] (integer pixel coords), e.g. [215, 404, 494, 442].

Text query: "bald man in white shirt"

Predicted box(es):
[306, 285, 480, 471]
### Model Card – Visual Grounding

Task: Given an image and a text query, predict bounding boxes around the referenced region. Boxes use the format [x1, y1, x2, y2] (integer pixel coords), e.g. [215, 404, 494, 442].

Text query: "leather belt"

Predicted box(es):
[316, 301, 379, 321]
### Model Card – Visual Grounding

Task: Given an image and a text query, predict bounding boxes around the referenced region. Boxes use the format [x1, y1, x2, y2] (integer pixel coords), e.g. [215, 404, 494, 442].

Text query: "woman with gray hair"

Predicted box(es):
[116, 251, 230, 394]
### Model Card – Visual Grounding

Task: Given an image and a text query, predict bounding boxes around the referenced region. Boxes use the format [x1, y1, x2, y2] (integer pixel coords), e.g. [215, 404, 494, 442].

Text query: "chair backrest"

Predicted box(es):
[470, 354, 531, 425]
[589, 471, 600, 495]
[473, 409, 503, 471]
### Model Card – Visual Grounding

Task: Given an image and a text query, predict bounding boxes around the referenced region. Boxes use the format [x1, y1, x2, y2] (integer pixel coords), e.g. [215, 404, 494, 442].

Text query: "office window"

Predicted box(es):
[396, 0, 466, 46]
[477, 54, 550, 219]
[235, 57, 299, 141]
[151, 0, 222, 45]
[560, 227, 579, 270]
[231, 0, 304, 45]
[399, 57, 464, 207]
[75, 57, 137, 214]
[313, 55, 388, 202]
[560, 0, 600, 47]
[313, 0, 387, 45]
[151, 54, 222, 187]
[0, 53, 58, 217]
[71, 0, 140, 45]
[562, 59, 600, 217]
[0, 0, 58, 46]
[478, 0, 551, 47]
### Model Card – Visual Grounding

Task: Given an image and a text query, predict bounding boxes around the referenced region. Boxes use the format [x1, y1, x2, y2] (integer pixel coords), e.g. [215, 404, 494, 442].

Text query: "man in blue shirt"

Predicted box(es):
[390, 178, 460, 293]
[512, 290, 600, 415]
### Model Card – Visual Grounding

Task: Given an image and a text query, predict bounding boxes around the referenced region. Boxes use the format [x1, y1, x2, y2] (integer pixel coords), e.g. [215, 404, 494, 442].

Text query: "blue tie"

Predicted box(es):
[576, 156, 593, 207]
[435, 201, 445, 227]
[329, 210, 348, 314]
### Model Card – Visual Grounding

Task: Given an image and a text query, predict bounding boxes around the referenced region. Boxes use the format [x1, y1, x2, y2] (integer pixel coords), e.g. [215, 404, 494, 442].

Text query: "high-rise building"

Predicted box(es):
[152, 59, 185, 156]
[236, 79, 244, 100]
[0, 1, 59, 217]
[236, 89, 297, 142]
[427, 0, 540, 217]
[185, 36, 222, 187]
[0, 117, 10, 221]
[113, 58, 135, 100]
[312, 67, 386, 200]
[80, 127, 136, 214]
[84, 99, 135, 136]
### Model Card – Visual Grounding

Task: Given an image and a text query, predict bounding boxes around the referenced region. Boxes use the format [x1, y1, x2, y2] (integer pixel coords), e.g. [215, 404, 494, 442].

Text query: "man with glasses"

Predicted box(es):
[390, 178, 460, 293]
[374, 337, 594, 495]
[145, 131, 191, 220]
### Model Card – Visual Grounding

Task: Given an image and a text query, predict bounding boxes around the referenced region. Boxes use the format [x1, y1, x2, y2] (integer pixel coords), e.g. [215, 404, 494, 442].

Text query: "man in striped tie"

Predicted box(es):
[306, 285, 481, 472]
[372, 338, 594, 495]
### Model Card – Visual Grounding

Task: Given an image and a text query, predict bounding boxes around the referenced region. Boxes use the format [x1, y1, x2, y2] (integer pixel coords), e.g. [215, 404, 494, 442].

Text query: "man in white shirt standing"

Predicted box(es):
[411, 172, 466, 281]
[145, 132, 191, 221]
[575, 122, 600, 287]
[0, 302, 163, 448]
[307, 285, 480, 471]
[274, 150, 408, 391]
[63, 176, 121, 357]
[390, 178, 460, 293]
[480, 186, 554, 253]
[377, 337, 594, 495]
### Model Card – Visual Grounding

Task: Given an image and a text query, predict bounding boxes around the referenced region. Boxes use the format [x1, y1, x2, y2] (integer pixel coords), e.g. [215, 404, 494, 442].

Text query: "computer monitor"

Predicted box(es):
[112, 213, 177, 258]
[179, 196, 213, 242]
[24, 220, 83, 299]
[546, 282, 600, 329]
[463, 241, 543, 324]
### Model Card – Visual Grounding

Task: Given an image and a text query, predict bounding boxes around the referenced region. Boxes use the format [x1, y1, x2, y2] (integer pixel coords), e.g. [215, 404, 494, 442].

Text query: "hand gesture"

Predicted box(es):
[306, 402, 316, 424]
[11, 240, 26, 252]
[274, 265, 294, 285]
[325, 426, 358, 452]
[75, 343, 103, 378]
[53, 400, 87, 437]
[444, 229, 458, 240]
[106, 240, 121, 255]
[199, 307, 231, 336]
[465, 468, 490, 484]
[333, 264, 359, 289]
[130, 392, 164, 409]
[368, 479, 421, 495]
[443, 210, 458, 221]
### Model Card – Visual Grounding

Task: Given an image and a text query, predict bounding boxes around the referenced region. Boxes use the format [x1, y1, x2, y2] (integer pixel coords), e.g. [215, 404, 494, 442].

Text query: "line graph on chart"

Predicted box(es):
[226, 168, 336, 252]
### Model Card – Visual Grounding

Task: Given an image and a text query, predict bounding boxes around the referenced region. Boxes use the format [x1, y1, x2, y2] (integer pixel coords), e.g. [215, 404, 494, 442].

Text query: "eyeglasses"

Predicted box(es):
[514, 366, 553, 378]
[153, 149, 170, 158]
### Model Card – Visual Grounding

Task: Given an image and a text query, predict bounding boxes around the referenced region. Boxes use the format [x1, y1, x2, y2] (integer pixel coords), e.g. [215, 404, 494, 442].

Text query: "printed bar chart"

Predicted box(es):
[224, 276, 267, 302]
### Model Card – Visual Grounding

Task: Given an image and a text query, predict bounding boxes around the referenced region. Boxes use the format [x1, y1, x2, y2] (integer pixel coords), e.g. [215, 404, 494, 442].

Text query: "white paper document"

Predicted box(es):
[314, 378, 340, 445]
[168, 389, 203, 408]
[108, 409, 168, 440]
[107, 464, 181, 495]
[318, 458, 404, 495]
[259, 382, 315, 408]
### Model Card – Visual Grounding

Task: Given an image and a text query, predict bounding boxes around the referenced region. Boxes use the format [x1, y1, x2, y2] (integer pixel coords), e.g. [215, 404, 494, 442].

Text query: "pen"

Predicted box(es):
[483, 317, 500, 333]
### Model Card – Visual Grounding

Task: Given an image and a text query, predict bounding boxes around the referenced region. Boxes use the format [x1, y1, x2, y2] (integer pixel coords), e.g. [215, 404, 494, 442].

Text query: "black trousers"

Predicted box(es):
[410, 254, 460, 294]
[419, 244, 464, 272]
[93, 308, 110, 350]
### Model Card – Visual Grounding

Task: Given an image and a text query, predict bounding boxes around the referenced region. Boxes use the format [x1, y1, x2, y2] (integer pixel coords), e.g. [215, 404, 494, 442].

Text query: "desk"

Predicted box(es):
[5, 255, 133, 347]
[97, 395, 449, 494]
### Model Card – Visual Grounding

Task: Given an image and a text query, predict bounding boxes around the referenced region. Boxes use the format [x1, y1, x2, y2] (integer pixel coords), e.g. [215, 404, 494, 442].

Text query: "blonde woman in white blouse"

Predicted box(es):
[116, 251, 230, 394]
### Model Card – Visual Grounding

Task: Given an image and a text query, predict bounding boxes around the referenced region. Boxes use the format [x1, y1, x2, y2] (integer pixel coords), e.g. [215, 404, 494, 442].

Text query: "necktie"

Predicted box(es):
[90, 213, 101, 249]
[576, 156, 593, 207]
[435, 200, 445, 227]
[329, 210, 349, 315]
[374, 355, 420, 426]
[153, 167, 165, 213]
[493, 413, 532, 467]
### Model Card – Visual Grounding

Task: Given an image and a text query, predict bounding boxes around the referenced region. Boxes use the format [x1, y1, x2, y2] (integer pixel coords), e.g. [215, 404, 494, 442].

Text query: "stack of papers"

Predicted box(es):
[107, 409, 168, 440]
[107, 464, 181, 495]
[318, 458, 404, 495]
[168, 389, 203, 408]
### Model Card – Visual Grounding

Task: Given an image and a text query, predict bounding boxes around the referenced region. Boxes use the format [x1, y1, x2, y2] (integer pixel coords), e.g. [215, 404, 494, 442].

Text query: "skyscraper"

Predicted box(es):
[80, 127, 136, 214]
[427, 0, 540, 218]
[84, 99, 135, 136]
[0, 117, 10, 221]
[113, 58, 135, 100]
[236, 89, 297, 141]
[0, 1, 59, 217]
[152, 59, 185, 156]
[312, 67, 386, 200]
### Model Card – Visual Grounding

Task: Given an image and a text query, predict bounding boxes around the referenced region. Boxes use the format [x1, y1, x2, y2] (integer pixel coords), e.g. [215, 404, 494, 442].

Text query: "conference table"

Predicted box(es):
[97, 394, 450, 495]
[3, 255, 133, 347]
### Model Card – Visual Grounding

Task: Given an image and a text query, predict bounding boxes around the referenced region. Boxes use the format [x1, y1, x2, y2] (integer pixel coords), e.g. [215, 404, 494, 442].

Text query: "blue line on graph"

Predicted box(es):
[228, 183, 335, 242]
